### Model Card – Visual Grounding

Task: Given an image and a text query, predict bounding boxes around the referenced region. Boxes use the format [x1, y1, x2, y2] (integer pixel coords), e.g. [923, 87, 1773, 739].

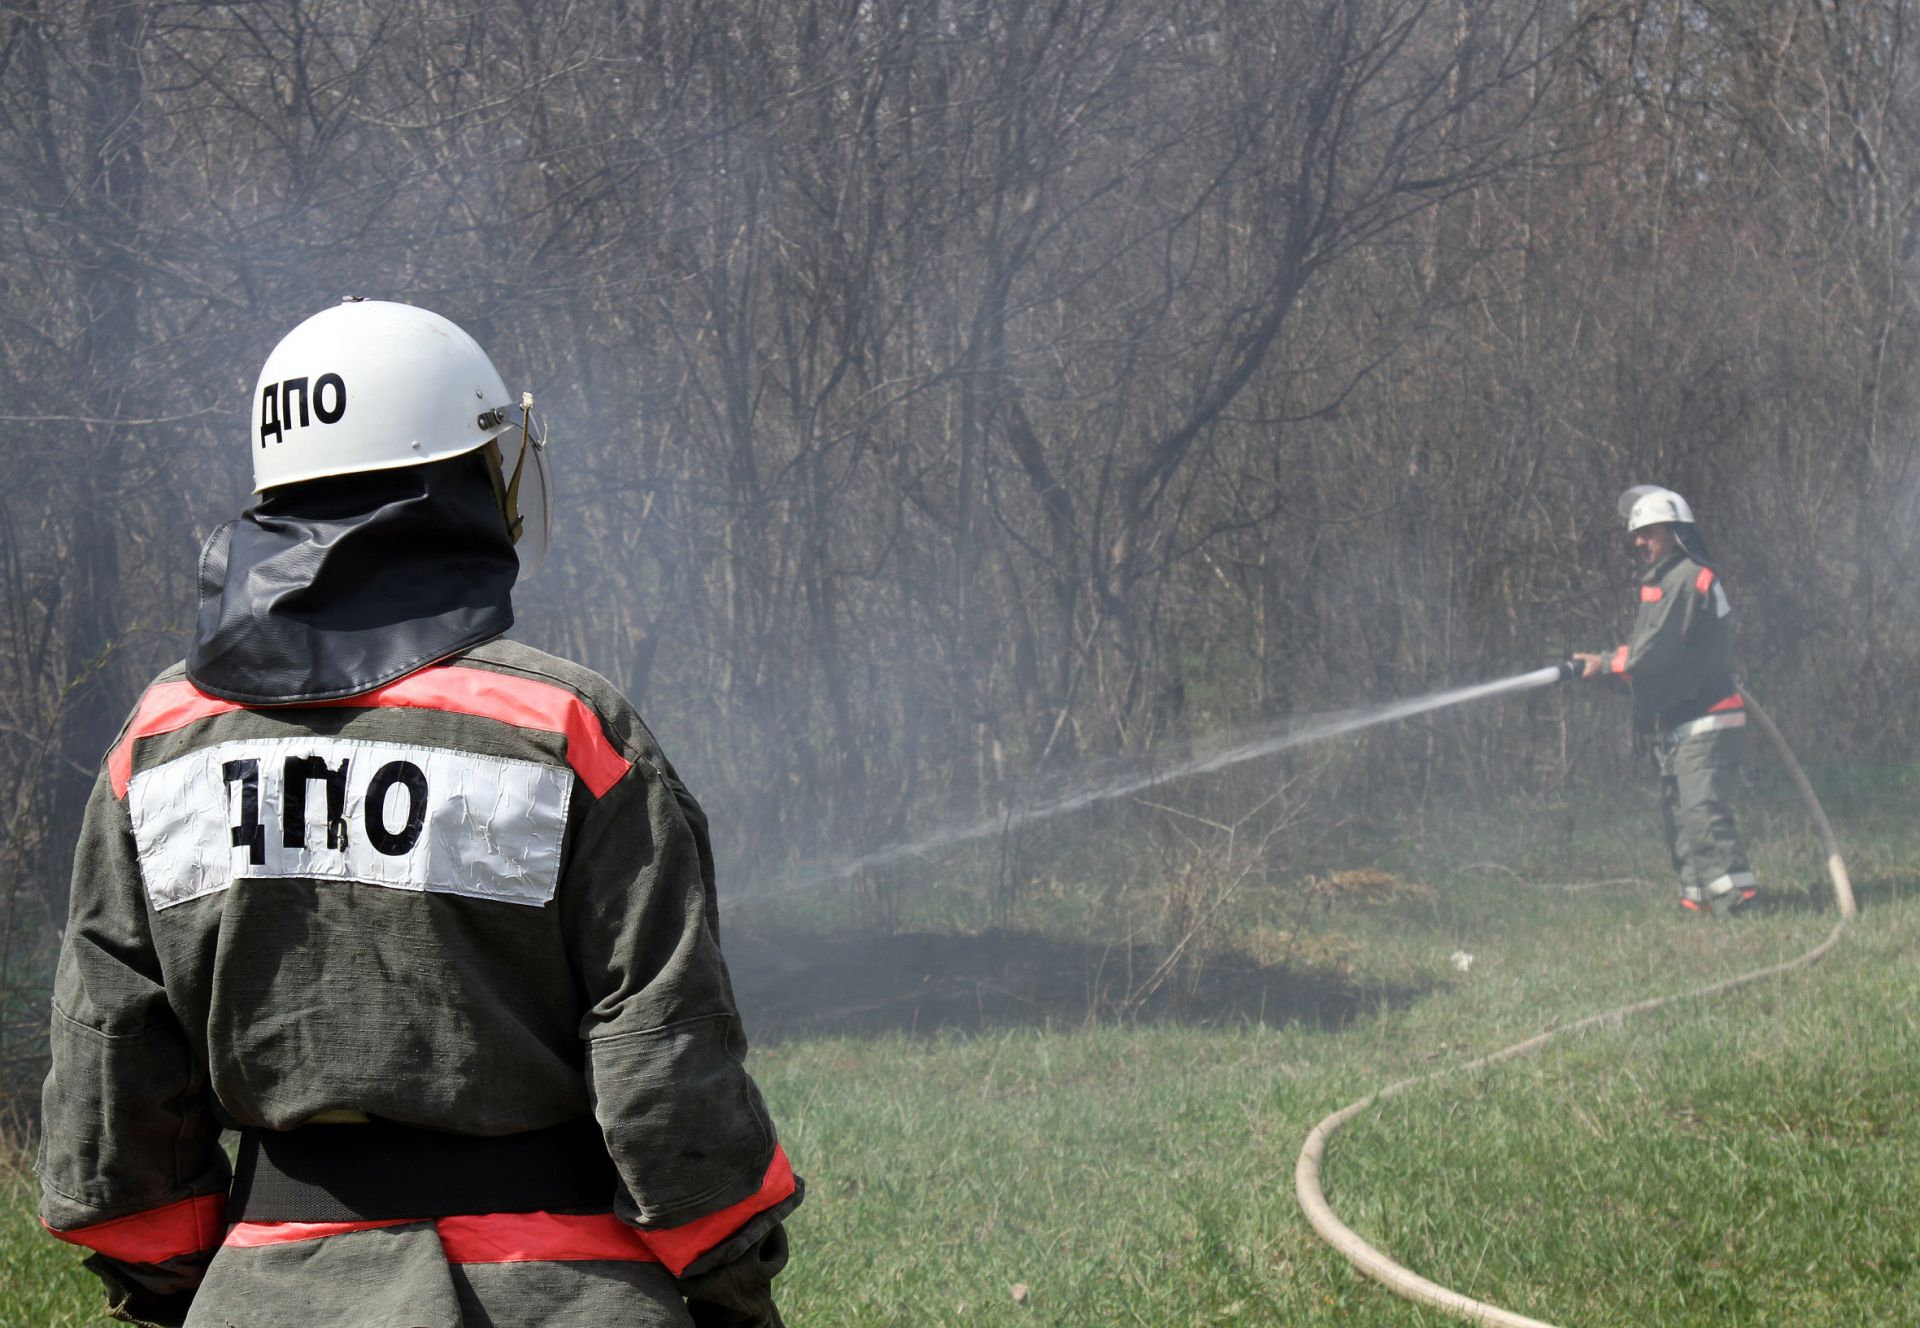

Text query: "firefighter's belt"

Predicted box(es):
[228, 1117, 620, 1222]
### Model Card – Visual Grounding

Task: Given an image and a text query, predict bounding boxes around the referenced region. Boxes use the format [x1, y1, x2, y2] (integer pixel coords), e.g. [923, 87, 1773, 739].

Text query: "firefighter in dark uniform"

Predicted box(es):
[37, 299, 800, 1327]
[1575, 485, 1758, 917]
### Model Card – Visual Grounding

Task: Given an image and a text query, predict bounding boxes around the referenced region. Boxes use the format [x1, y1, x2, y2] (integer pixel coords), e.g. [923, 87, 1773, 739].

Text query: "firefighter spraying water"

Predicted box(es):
[1572, 485, 1759, 918]
[766, 486, 1764, 925]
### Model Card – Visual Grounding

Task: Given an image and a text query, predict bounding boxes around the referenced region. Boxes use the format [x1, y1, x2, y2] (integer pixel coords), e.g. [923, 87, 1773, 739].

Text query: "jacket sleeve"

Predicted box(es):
[37, 774, 231, 1325]
[563, 749, 799, 1281]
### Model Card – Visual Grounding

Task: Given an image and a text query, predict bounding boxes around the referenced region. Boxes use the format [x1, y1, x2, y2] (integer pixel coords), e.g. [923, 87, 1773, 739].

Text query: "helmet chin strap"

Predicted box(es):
[483, 392, 537, 544]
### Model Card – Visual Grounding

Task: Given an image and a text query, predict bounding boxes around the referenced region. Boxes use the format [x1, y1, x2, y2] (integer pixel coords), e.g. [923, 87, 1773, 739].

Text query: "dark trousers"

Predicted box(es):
[1655, 723, 1753, 902]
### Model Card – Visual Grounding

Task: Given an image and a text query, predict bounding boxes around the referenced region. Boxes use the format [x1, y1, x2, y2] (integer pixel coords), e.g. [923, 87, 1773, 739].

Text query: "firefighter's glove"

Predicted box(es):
[678, 1223, 790, 1328]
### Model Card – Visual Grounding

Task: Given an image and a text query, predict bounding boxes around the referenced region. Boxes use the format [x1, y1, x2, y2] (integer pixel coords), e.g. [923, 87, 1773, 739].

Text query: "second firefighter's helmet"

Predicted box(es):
[1618, 485, 1694, 532]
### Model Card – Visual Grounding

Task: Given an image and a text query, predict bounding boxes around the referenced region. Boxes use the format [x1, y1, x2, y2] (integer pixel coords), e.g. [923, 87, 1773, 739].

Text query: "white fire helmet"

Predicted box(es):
[1618, 485, 1694, 533]
[251, 298, 551, 579]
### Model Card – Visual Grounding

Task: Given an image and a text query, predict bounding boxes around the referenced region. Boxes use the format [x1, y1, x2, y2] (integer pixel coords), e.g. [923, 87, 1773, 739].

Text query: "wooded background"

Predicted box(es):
[2, 0, 1915, 1083]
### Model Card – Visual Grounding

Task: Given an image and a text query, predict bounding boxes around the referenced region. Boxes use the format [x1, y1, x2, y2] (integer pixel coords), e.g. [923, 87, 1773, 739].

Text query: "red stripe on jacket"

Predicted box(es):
[639, 1146, 797, 1276]
[1695, 567, 1715, 594]
[441, 1211, 659, 1264]
[222, 1211, 659, 1264]
[221, 1216, 416, 1247]
[43, 1193, 226, 1264]
[1639, 585, 1663, 602]
[218, 1146, 795, 1269]
[108, 665, 633, 798]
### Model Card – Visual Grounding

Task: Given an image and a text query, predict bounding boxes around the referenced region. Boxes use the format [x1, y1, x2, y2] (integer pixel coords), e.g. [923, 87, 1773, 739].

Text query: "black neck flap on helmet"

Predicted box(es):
[186, 452, 518, 704]
[1672, 522, 1714, 569]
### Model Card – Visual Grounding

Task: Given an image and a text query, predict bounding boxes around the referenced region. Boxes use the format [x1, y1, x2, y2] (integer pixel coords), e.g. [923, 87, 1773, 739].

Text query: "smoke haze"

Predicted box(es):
[0, 0, 1914, 940]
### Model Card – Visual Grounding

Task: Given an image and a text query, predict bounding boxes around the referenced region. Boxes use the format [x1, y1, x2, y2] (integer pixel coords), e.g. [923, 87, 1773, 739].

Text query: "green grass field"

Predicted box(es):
[749, 905, 1914, 1326]
[7, 767, 1916, 1326]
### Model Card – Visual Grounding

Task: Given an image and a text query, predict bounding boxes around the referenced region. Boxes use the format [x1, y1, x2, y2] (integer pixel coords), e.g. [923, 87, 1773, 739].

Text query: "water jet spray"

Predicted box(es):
[749, 659, 1587, 904]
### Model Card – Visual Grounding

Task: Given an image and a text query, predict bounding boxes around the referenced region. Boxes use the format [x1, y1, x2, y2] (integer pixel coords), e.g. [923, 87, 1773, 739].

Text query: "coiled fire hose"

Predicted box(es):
[1294, 688, 1855, 1328]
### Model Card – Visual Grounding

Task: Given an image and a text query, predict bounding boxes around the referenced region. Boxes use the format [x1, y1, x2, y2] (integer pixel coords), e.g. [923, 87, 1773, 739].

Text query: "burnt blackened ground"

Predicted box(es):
[725, 928, 1432, 1043]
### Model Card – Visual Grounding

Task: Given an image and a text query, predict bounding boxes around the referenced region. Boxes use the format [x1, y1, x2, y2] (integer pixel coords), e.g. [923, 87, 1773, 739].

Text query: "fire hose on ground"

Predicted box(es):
[1294, 686, 1856, 1328]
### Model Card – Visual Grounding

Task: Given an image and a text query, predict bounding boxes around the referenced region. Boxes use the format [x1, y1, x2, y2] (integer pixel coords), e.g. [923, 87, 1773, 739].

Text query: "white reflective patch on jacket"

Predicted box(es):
[129, 736, 571, 910]
[1712, 581, 1730, 618]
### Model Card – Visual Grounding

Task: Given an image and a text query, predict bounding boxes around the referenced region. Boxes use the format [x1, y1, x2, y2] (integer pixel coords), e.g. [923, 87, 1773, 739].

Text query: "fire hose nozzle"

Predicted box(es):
[1551, 657, 1580, 683]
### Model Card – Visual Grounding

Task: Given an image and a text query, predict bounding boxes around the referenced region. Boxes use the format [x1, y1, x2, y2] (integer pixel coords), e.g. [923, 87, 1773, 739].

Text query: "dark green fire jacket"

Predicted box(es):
[37, 637, 796, 1327]
[1605, 551, 1740, 732]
